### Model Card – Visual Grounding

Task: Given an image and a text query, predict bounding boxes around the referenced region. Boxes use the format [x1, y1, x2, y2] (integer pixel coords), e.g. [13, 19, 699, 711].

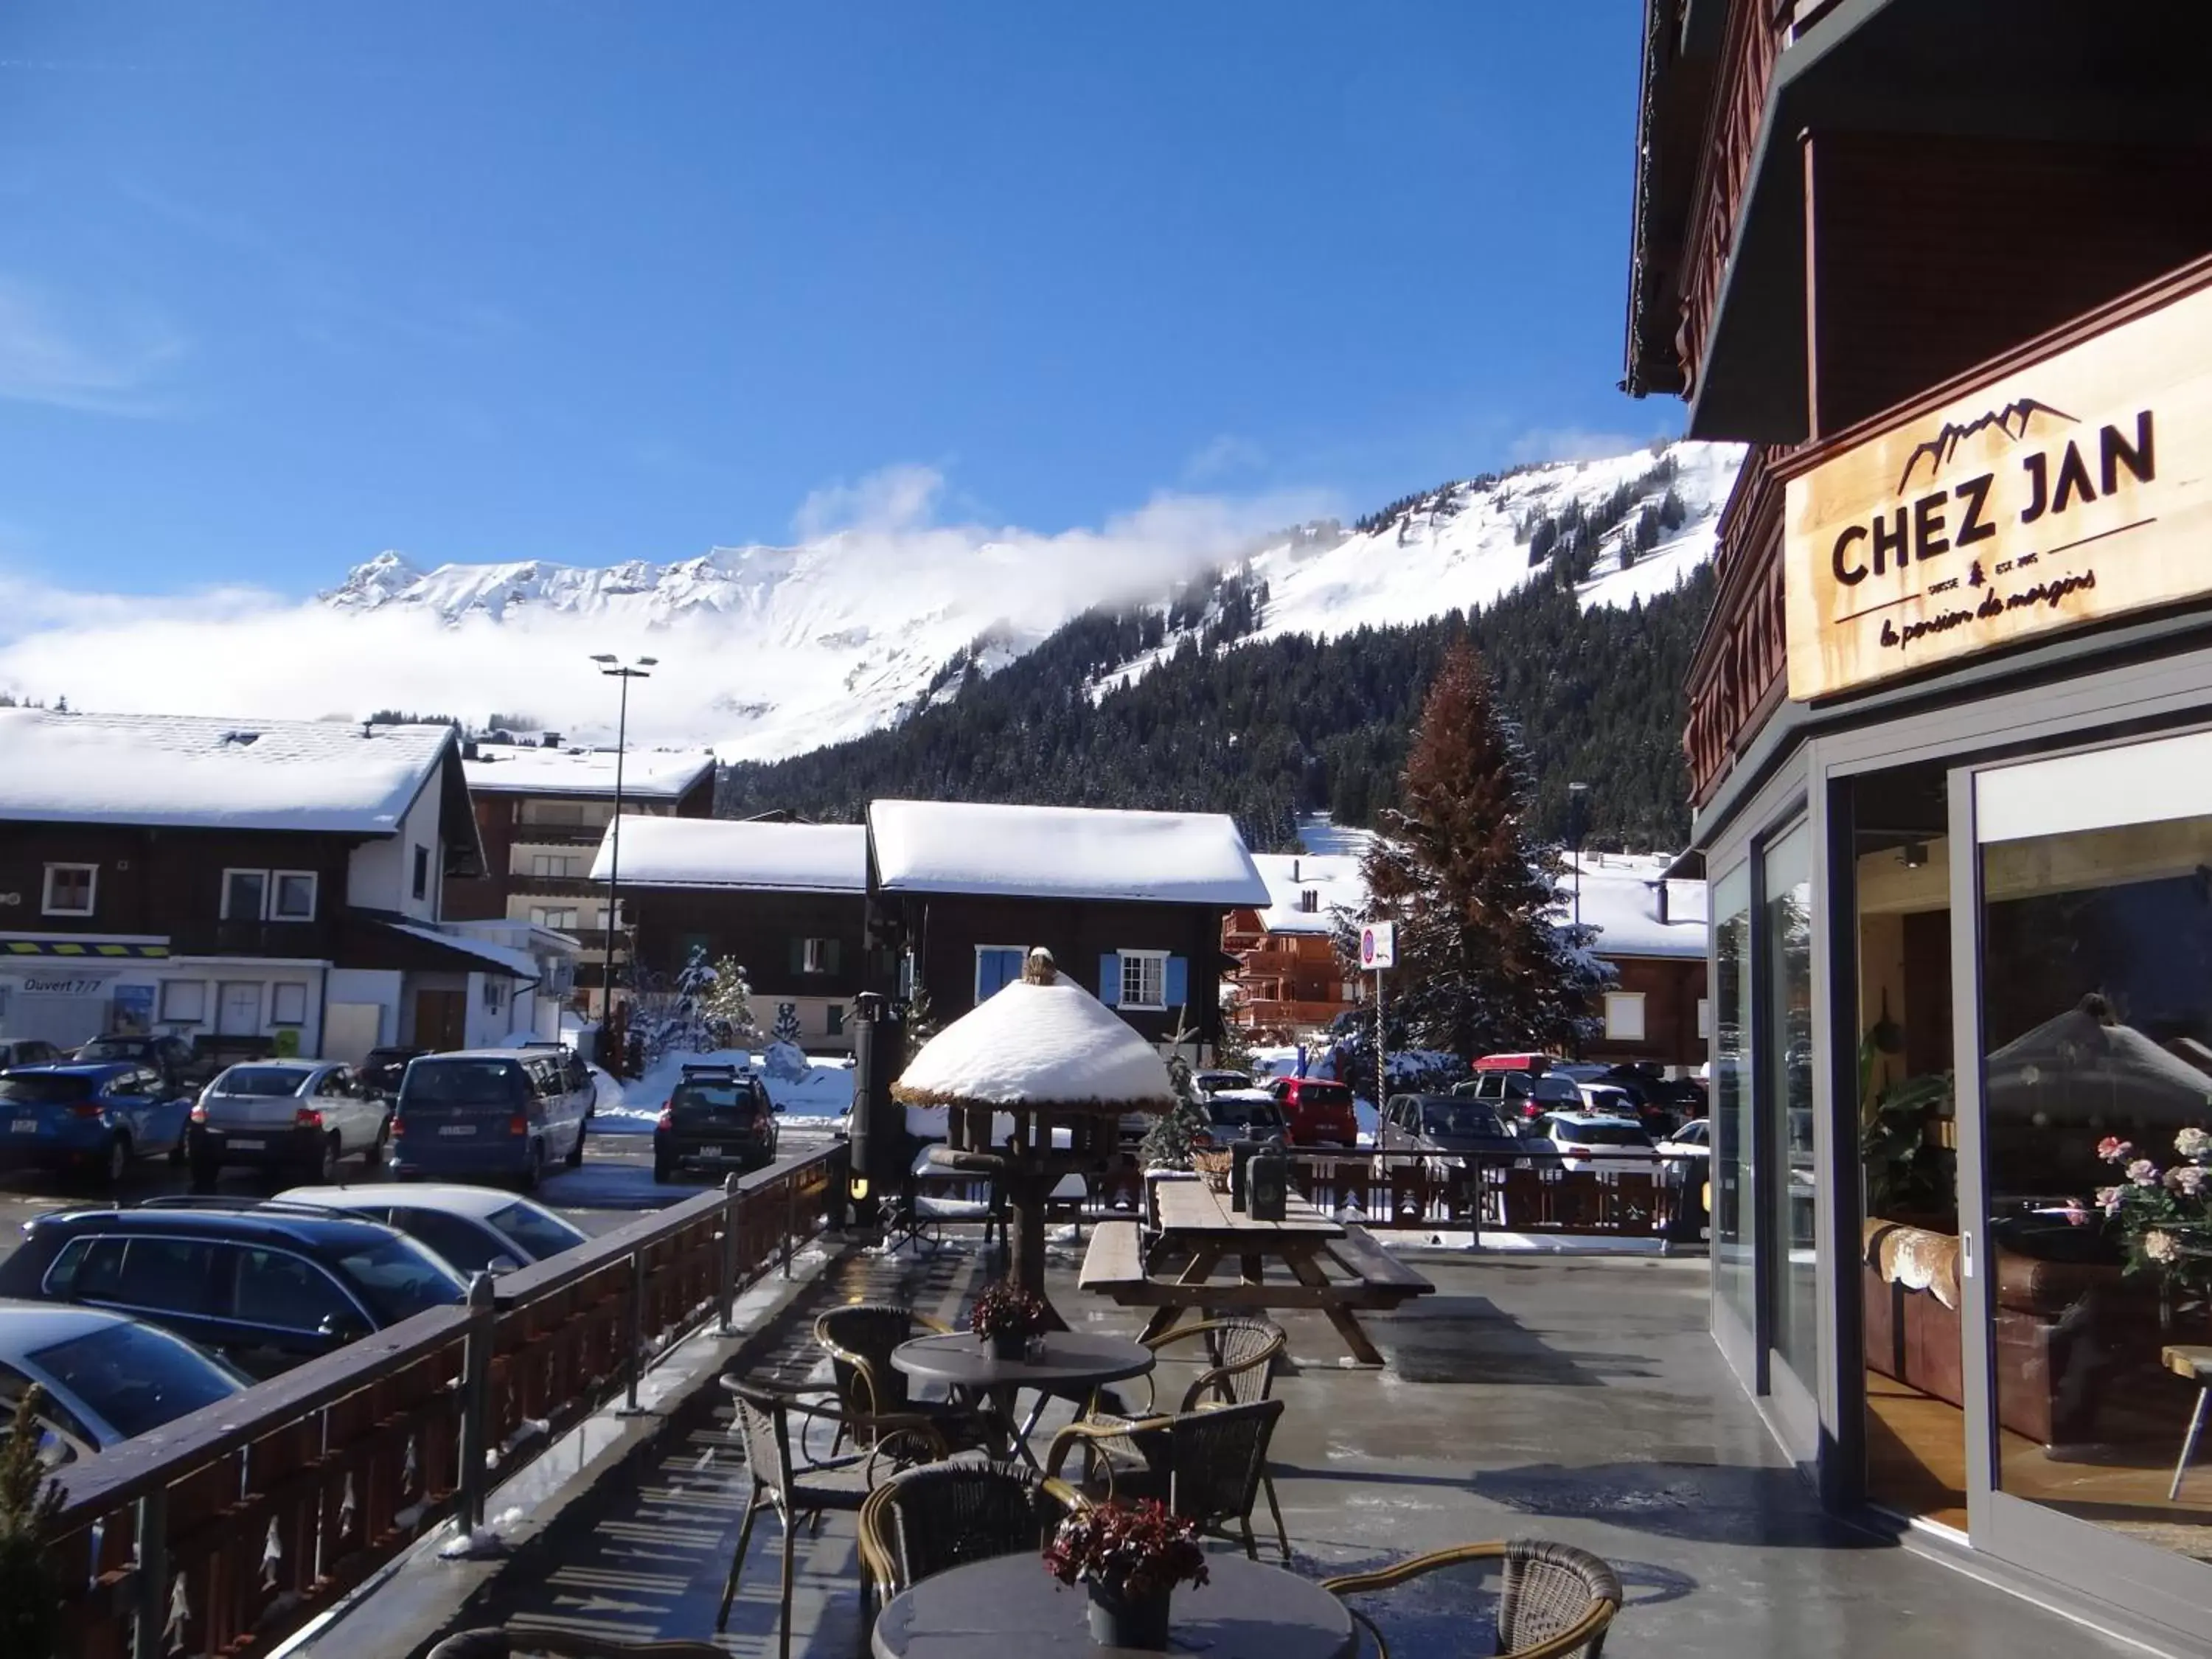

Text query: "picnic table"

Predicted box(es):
[1079, 1175, 1433, 1366]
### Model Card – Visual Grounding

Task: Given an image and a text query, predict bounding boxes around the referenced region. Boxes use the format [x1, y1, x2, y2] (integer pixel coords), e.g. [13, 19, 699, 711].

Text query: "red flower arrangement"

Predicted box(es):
[1043, 1499, 1211, 1601]
[969, 1281, 1051, 1343]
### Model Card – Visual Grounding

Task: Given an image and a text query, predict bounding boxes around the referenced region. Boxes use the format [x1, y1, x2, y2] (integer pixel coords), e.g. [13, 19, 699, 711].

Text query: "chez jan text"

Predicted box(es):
[1831, 411, 2154, 587]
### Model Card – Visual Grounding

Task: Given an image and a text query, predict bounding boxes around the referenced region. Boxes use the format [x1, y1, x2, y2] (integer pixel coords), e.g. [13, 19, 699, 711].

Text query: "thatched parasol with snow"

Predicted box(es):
[895, 948, 1173, 1298]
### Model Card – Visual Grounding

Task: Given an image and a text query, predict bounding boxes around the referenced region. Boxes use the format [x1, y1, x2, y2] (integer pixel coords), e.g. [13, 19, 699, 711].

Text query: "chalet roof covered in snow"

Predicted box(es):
[0, 709, 460, 835]
[868, 799, 1270, 907]
[1249, 852, 1367, 936]
[1557, 851, 1708, 960]
[588, 815, 866, 893]
[463, 743, 715, 800]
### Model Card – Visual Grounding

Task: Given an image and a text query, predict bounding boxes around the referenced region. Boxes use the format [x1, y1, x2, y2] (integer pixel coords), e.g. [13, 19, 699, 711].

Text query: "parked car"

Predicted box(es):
[1267, 1075, 1359, 1148]
[1190, 1091, 1287, 1148]
[653, 1062, 778, 1183]
[1456, 1071, 1537, 1113]
[1379, 1094, 1523, 1160]
[1524, 1111, 1660, 1170]
[73, 1033, 204, 1092]
[0, 1301, 248, 1462]
[188, 1061, 387, 1189]
[0, 1206, 468, 1378]
[1655, 1118, 1711, 1161]
[360, 1045, 432, 1101]
[388, 1048, 593, 1190]
[274, 1184, 589, 1275]
[0, 1063, 192, 1185]
[0, 1039, 63, 1071]
[1192, 1070, 1255, 1099]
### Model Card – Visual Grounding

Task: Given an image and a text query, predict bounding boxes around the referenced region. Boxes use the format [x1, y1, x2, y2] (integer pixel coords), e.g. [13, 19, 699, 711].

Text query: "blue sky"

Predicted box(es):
[0, 2, 1663, 599]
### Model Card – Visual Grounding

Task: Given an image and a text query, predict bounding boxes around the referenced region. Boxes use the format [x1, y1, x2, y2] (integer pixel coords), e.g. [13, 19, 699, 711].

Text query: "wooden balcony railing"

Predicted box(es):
[1683, 439, 1794, 805]
[1675, 0, 1792, 394]
[1235, 996, 1353, 1034]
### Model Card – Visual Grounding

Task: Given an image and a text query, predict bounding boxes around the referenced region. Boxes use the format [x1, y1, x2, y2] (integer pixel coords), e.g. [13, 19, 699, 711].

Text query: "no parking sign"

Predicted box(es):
[1358, 922, 1395, 971]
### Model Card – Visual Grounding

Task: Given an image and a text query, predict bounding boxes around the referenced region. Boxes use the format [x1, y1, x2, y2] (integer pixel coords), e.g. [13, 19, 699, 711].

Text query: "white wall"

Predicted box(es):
[326, 968, 403, 1059]
[347, 771, 446, 920]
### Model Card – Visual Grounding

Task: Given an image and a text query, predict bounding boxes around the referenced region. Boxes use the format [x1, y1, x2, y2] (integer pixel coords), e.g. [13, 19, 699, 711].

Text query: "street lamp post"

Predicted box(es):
[591, 654, 656, 1071]
[1567, 780, 1590, 1061]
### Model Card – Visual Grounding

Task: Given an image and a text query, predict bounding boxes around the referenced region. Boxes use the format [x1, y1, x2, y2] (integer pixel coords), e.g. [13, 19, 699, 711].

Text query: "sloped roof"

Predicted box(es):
[1558, 851, 1708, 961]
[0, 709, 457, 836]
[588, 815, 866, 893]
[869, 799, 1269, 906]
[1249, 852, 1367, 936]
[383, 922, 543, 980]
[463, 743, 715, 800]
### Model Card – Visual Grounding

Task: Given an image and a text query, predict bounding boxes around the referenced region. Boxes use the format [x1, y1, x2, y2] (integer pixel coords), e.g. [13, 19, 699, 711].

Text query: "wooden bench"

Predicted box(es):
[1079, 1220, 1147, 1293]
[1328, 1224, 1435, 1303]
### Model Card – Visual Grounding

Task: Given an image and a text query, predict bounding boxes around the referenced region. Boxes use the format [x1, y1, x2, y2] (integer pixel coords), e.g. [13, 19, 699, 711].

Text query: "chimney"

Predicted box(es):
[1655, 880, 1669, 925]
[1291, 858, 1301, 882]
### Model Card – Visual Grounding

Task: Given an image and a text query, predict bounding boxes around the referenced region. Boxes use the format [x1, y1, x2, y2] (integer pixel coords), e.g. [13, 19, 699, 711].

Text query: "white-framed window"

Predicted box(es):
[481, 976, 507, 1014]
[271, 982, 309, 1026]
[221, 869, 269, 921]
[272, 871, 318, 920]
[159, 980, 208, 1023]
[1119, 950, 1168, 1012]
[529, 906, 580, 930]
[530, 854, 583, 879]
[41, 863, 97, 917]
[1696, 997, 1712, 1040]
[801, 937, 838, 975]
[1604, 991, 1647, 1043]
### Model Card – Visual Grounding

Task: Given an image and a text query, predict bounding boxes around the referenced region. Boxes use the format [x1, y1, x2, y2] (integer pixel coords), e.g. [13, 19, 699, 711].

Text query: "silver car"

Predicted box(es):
[188, 1060, 389, 1188]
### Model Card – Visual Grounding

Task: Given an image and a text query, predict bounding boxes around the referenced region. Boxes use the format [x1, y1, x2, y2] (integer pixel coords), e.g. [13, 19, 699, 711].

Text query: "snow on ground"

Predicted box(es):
[590, 1047, 856, 1135]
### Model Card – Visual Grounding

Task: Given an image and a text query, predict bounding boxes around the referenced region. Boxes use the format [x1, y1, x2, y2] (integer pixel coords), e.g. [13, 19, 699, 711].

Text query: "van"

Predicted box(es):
[387, 1048, 592, 1191]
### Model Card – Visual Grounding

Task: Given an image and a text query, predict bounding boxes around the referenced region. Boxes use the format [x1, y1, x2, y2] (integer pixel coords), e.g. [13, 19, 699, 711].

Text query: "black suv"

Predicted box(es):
[0, 1206, 469, 1378]
[72, 1034, 204, 1093]
[360, 1046, 431, 1101]
[653, 1063, 778, 1183]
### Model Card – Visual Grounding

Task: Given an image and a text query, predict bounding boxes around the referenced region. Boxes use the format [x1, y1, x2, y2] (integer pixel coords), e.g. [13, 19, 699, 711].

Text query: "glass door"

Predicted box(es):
[1961, 728, 2212, 1632]
[1763, 824, 1821, 1444]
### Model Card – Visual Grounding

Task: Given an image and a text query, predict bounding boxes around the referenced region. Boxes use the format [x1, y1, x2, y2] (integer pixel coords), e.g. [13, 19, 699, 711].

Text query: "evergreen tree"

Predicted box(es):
[900, 980, 939, 1068]
[1355, 636, 1607, 1058]
[701, 956, 767, 1050]
[0, 1389, 62, 1657]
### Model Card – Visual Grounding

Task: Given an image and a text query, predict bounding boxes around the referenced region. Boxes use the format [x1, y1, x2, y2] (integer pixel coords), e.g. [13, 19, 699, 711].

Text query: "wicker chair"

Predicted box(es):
[858, 1461, 1083, 1596]
[1046, 1396, 1285, 1559]
[1321, 1540, 1622, 1659]
[1075, 1318, 1290, 1559]
[426, 1632, 730, 1659]
[814, 1303, 997, 1455]
[715, 1379, 947, 1658]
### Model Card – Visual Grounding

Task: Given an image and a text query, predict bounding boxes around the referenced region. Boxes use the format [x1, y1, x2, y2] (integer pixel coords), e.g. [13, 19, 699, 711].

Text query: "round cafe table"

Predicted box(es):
[891, 1331, 1154, 1466]
[872, 1551, 1356, 1659]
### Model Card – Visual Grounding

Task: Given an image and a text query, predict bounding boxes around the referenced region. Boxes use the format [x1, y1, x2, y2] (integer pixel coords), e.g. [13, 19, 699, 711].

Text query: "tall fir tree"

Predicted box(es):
[1349, 635, 1607, 1058]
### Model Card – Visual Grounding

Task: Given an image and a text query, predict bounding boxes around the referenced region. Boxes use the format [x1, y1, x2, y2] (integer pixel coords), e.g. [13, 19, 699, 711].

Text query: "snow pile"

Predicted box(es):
[592, 1047, 856, 1134]
[0, 708, 452, 832]
[870, 799, 1269, 905]
[1249, 852, 1366, 936]
[588, 815, 866, 892]
[893, 972, 1175, 1110]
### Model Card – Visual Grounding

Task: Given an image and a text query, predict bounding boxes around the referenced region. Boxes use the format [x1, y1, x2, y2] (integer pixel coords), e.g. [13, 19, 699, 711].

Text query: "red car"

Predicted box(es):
[1267, 1076, 1359, 1148]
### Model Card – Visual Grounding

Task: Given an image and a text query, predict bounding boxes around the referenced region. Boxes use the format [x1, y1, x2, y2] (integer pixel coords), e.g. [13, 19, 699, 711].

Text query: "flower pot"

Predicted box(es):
[1086, 1581, 1172, 1650]
[989, 1331, 1029, 1360]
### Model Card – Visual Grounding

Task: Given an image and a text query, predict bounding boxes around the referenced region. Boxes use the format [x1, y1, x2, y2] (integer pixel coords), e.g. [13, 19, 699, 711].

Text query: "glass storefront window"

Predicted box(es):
[1764, 824, 1819, 1386]
[1978, 740, 2212, 1565]
[1713, 866, 1756, 1340]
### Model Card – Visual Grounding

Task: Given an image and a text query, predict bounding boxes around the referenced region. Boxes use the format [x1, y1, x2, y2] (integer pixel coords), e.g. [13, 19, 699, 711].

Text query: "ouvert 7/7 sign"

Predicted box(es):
[1781, 276, 2212, 700]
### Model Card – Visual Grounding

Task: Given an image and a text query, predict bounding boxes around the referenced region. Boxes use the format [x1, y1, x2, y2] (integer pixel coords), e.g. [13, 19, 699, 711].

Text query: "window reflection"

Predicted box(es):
[1765, 826, 1819, 1385]
[1714, 867, 1756, 1339]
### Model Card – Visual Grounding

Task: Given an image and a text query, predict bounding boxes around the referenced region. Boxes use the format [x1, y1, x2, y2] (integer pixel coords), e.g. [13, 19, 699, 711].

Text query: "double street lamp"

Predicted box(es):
[591, 654, 656, 1055]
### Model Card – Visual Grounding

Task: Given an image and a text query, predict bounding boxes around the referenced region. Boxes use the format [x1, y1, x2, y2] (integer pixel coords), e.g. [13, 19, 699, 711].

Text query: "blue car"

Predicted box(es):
[0, 1063, 192, 1186]
[386, 1048, 594, 1191]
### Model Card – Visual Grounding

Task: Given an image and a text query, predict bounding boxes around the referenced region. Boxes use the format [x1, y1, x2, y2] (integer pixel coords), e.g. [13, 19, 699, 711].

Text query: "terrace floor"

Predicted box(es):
[411, 1234, 2141, 1658]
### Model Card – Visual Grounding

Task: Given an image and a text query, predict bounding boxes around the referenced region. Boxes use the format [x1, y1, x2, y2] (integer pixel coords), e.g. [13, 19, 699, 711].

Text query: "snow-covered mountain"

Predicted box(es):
[318, 441, 1742, 758]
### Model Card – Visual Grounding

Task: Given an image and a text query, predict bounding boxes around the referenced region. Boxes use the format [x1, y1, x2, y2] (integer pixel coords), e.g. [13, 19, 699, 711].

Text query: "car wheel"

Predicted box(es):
[316, 1133, 340, 1183]
[564, 1118, 586, 1169]
[189, 1156, 220, 1192]
[167, 1134, 187, 1168]
[518, 1141, 544, 1192]
[364, 1116, 388, 1168]
[653, 1150, 675, 1184]
[102, 1133, 131, 1187]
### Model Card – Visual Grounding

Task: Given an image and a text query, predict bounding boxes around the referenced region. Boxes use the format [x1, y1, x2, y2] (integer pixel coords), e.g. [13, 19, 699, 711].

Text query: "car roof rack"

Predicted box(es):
[678, 1061, 749, 1078]
[133, 1195, 355, 1220]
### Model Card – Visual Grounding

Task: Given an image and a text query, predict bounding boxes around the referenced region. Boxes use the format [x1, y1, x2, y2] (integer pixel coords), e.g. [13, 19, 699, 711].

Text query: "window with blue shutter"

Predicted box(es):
[974, 947, 1024, 1004]
[1098, 953, 1120, 1007]
[1163, 956, 1189, 1010]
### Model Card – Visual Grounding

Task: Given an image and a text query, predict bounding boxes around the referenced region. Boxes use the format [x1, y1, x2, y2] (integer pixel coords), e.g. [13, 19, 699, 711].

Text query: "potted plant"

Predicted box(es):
[1043, 1498, 1208, 1651]
[2089, 1128, 2212, 1321]
[969, 1281, 1049, 1360]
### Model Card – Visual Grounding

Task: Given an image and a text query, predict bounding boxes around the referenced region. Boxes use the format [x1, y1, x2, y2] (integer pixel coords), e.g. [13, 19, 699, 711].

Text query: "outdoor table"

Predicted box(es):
[891, 1329, 1155, 1466]
[1127, 1180, 1422, 1366]
[872, 1550, 1357, 1659]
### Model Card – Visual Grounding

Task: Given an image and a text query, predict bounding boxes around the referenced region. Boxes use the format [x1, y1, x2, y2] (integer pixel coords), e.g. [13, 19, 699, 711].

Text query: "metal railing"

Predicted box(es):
[45, 1143, 846, 1659]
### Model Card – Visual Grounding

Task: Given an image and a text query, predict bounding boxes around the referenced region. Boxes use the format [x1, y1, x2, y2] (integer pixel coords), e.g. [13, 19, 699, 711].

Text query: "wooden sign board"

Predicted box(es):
[1783, 281, 2212, 700]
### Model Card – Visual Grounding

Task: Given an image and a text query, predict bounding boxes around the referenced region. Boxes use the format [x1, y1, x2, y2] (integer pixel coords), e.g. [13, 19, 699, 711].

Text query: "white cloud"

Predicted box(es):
[1508, 425, 1668, 466]
[1184, 434, 1267, 482]
[0, 276, 188, 417]
[0, 468, 1338, 760]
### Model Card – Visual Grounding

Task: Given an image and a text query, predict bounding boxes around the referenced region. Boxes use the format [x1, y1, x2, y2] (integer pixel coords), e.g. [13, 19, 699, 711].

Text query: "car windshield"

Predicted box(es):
[1422, 1105, 1506, 1138]
[74, 1040, 142, 1061]
[333, 1234, 468, 1323]
[218, 1067, 310, 1097]
[1558, 1122, 1653, 1148]
[404, 1062, 521, 1107]
[1531, 1077, 1583, 1103]
[1295, 1084, 1351, 1106]
[487, 1201, 588, 1261]
[1196, 1073, 1251, 1092]
[27, 1322, 240, 1440]
[1207, 1098, 1283, 1130]
[0, 1074, 91, 1105]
